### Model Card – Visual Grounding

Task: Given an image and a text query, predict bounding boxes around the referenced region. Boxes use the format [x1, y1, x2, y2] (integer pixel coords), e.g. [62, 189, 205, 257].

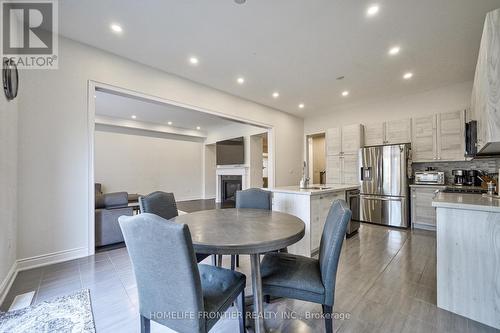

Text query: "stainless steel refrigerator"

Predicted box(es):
[359, 144, 410, 228]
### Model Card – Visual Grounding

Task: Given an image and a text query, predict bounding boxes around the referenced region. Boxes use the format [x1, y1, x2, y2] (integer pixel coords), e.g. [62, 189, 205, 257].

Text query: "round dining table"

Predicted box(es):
[170, 208, 305, 333]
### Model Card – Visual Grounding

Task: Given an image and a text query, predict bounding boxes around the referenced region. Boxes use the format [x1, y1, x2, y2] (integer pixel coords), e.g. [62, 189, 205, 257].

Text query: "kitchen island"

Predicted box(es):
[270, 184, 359, 257]
[432, 192, 500, 330]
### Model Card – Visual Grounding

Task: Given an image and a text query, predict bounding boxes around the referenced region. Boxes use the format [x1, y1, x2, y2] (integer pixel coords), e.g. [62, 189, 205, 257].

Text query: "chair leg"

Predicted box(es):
[231, 255, 236, 270]
[236, 254, 240, 267]
[217, 254, 223, 267]
[140, 315, 150, 333]
[211, 254, 217, 266]
[237, 289, 246, 333]
[322, 304, 333, 333]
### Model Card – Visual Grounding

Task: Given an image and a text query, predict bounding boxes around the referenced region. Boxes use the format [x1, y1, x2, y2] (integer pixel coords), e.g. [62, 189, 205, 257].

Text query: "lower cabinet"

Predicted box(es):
[411, 186, 444, 230]
[272, 190, 348, 257]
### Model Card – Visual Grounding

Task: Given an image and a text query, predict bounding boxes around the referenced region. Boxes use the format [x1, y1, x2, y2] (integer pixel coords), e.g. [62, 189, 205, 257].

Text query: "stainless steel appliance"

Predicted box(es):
[346, 189, 360, 237]
[452, 169, 467, 186]
[414, 171, 445, 185]
[359, 144, 410, 228]
[465, 170, 482, 186]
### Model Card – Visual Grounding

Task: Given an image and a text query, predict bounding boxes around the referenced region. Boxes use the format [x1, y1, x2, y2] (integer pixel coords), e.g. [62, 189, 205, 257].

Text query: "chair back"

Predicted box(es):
[139, 191, 178, 220]
[235, 188, 271, 210]
[318, 199, 351, 305]
[118, 214, 205, 332]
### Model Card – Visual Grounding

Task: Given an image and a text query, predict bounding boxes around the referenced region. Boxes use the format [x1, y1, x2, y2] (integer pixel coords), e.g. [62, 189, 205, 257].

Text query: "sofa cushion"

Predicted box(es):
[103, 192, 129, 208]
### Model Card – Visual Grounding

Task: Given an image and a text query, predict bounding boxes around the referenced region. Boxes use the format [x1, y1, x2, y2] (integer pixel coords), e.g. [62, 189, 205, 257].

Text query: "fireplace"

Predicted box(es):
[220, 175, 242, 207]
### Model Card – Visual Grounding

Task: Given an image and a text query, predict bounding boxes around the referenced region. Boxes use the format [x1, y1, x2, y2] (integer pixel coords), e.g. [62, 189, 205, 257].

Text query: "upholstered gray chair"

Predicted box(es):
[119, 213, 246, 333]
[139, 191, 210, 263]
[228, 188, 273, 270]
[260, 200, 351, 333]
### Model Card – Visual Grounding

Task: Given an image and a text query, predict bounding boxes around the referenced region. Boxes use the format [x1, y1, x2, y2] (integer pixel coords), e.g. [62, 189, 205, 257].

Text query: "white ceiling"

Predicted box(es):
[59, 0, 500, 117]
[95, 90, 244, 133]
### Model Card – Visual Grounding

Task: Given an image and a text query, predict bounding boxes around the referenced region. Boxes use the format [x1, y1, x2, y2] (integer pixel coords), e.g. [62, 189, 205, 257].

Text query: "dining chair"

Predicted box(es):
[260, 199, 351, 333]
[229, 188, 273, 270]
[119, 213, 246, 333]
[139, 191, 211, 264]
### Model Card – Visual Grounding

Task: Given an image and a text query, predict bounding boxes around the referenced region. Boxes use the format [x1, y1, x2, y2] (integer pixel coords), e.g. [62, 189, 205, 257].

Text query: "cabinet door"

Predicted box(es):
[437, 111, 465, 161]
[310, 196, 322, 252]
[342, 154, 359, 184]
[326, 155, 342, 184]
[385, 119, 411, 144]
[412, 115, 436, 162]
[326, 127, 342, 155]
[411, 187, 438, 229]
[364, 122, 385, 146]
[342, 124, 363, 154]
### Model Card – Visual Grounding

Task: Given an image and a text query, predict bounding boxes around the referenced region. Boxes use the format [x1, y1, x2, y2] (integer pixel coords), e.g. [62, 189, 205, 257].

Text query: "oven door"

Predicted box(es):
[359, 194, 408, 228]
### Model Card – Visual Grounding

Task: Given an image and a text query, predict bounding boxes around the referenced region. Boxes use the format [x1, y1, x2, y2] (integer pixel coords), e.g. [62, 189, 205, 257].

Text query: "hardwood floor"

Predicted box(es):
[2, 221, 498, 332]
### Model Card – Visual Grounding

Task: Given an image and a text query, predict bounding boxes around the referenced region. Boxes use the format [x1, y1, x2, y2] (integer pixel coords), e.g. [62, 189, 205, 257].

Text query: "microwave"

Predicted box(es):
[414, 171, 445, 185]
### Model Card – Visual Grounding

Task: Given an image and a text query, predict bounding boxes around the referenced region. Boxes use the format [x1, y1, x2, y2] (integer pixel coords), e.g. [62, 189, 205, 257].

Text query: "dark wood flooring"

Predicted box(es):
[2, 201, 499, 332]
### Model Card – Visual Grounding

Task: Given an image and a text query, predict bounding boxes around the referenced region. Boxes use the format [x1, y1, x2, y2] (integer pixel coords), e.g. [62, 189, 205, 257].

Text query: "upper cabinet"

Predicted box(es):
[364, 119, 411, 146]
[471, 9, 500, 154]
[411, 111, 465, 162]
[326, 124, 363, 156]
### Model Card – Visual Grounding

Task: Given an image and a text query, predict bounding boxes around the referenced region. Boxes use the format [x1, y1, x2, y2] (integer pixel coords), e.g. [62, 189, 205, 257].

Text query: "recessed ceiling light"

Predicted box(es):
[366, 4, 380, 17]
[272, 92, 280, 98]
[237, 77, 245, 84]
[388, 46, 400, 55]
[403, 72, 414, 80]
[110, 24, 123, 33]
[131, 115, 137, 119]
[167, 121, 172, 125]
[298, 103, 305, 109]
[189, 57, 199, 65]
[342, 91, 350, 97]
[196, 126, 201, 130]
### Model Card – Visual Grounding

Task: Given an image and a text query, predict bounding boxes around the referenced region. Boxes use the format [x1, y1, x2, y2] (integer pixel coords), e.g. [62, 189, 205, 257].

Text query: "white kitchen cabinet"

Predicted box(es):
[363, 122, 385, 146]
[412, 115, 436, 162]
[363, 119, 411, 146]
[437, 111, 465, 161]
[326, 124, 363, 156]
[326, 155, 342, 184]
[326, 124, 363, 184]
[471, 9, 500, 153]
[411, 111, 465, 162]
[326, 154, 359, 185]
[271, 186, 355, 257]
[385, 119, 412, 144]
[411, 186, 443, 230]
[310, 191, 346, 252]
[326, 127, 342, 155]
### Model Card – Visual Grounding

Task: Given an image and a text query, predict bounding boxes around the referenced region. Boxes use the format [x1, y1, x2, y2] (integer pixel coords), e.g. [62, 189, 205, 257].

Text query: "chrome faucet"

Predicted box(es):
[299, 161, 310, 189]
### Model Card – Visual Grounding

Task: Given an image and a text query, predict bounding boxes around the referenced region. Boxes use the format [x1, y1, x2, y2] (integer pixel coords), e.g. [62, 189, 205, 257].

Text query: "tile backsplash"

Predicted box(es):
[412, 158, 500, 184]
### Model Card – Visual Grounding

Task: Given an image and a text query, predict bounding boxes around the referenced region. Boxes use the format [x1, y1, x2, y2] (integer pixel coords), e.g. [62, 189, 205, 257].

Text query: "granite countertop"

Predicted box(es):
[432, 192, 500, 213]
[270, 184, 359, 196]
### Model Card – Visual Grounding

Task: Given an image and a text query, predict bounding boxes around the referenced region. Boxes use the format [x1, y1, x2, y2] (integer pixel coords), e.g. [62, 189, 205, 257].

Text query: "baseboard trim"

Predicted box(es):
[0, 261, 18, 307]
[16, 247, 88, 272]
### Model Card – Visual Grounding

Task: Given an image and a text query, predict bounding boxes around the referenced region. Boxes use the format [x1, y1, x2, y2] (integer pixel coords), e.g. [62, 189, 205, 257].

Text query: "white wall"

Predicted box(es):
[17, 36, 304, 260]
[95, 129, 203, 201]
[305, 81, 473, 133]
[0, 78, 18, 298]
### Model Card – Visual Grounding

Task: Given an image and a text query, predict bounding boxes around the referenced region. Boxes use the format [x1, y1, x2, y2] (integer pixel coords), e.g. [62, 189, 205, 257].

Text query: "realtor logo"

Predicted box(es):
[1, 0, 58, 69]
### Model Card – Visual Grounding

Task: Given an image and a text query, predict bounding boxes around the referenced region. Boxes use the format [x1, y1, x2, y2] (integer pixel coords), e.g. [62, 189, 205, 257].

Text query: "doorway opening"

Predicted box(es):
[306, 133, 326, 185]
[87, 81, 275, 254]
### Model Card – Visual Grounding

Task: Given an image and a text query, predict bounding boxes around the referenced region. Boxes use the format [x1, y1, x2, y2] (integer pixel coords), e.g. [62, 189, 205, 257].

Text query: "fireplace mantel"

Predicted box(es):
[215, 166, 249, 203]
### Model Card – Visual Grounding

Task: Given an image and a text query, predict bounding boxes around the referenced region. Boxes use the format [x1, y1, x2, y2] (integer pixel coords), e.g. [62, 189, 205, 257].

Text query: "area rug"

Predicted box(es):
[0, 289, 95, 333]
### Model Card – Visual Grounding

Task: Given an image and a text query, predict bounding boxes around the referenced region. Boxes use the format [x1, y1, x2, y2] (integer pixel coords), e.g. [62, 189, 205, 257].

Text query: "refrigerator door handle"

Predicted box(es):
[360, 195, 402, 202]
